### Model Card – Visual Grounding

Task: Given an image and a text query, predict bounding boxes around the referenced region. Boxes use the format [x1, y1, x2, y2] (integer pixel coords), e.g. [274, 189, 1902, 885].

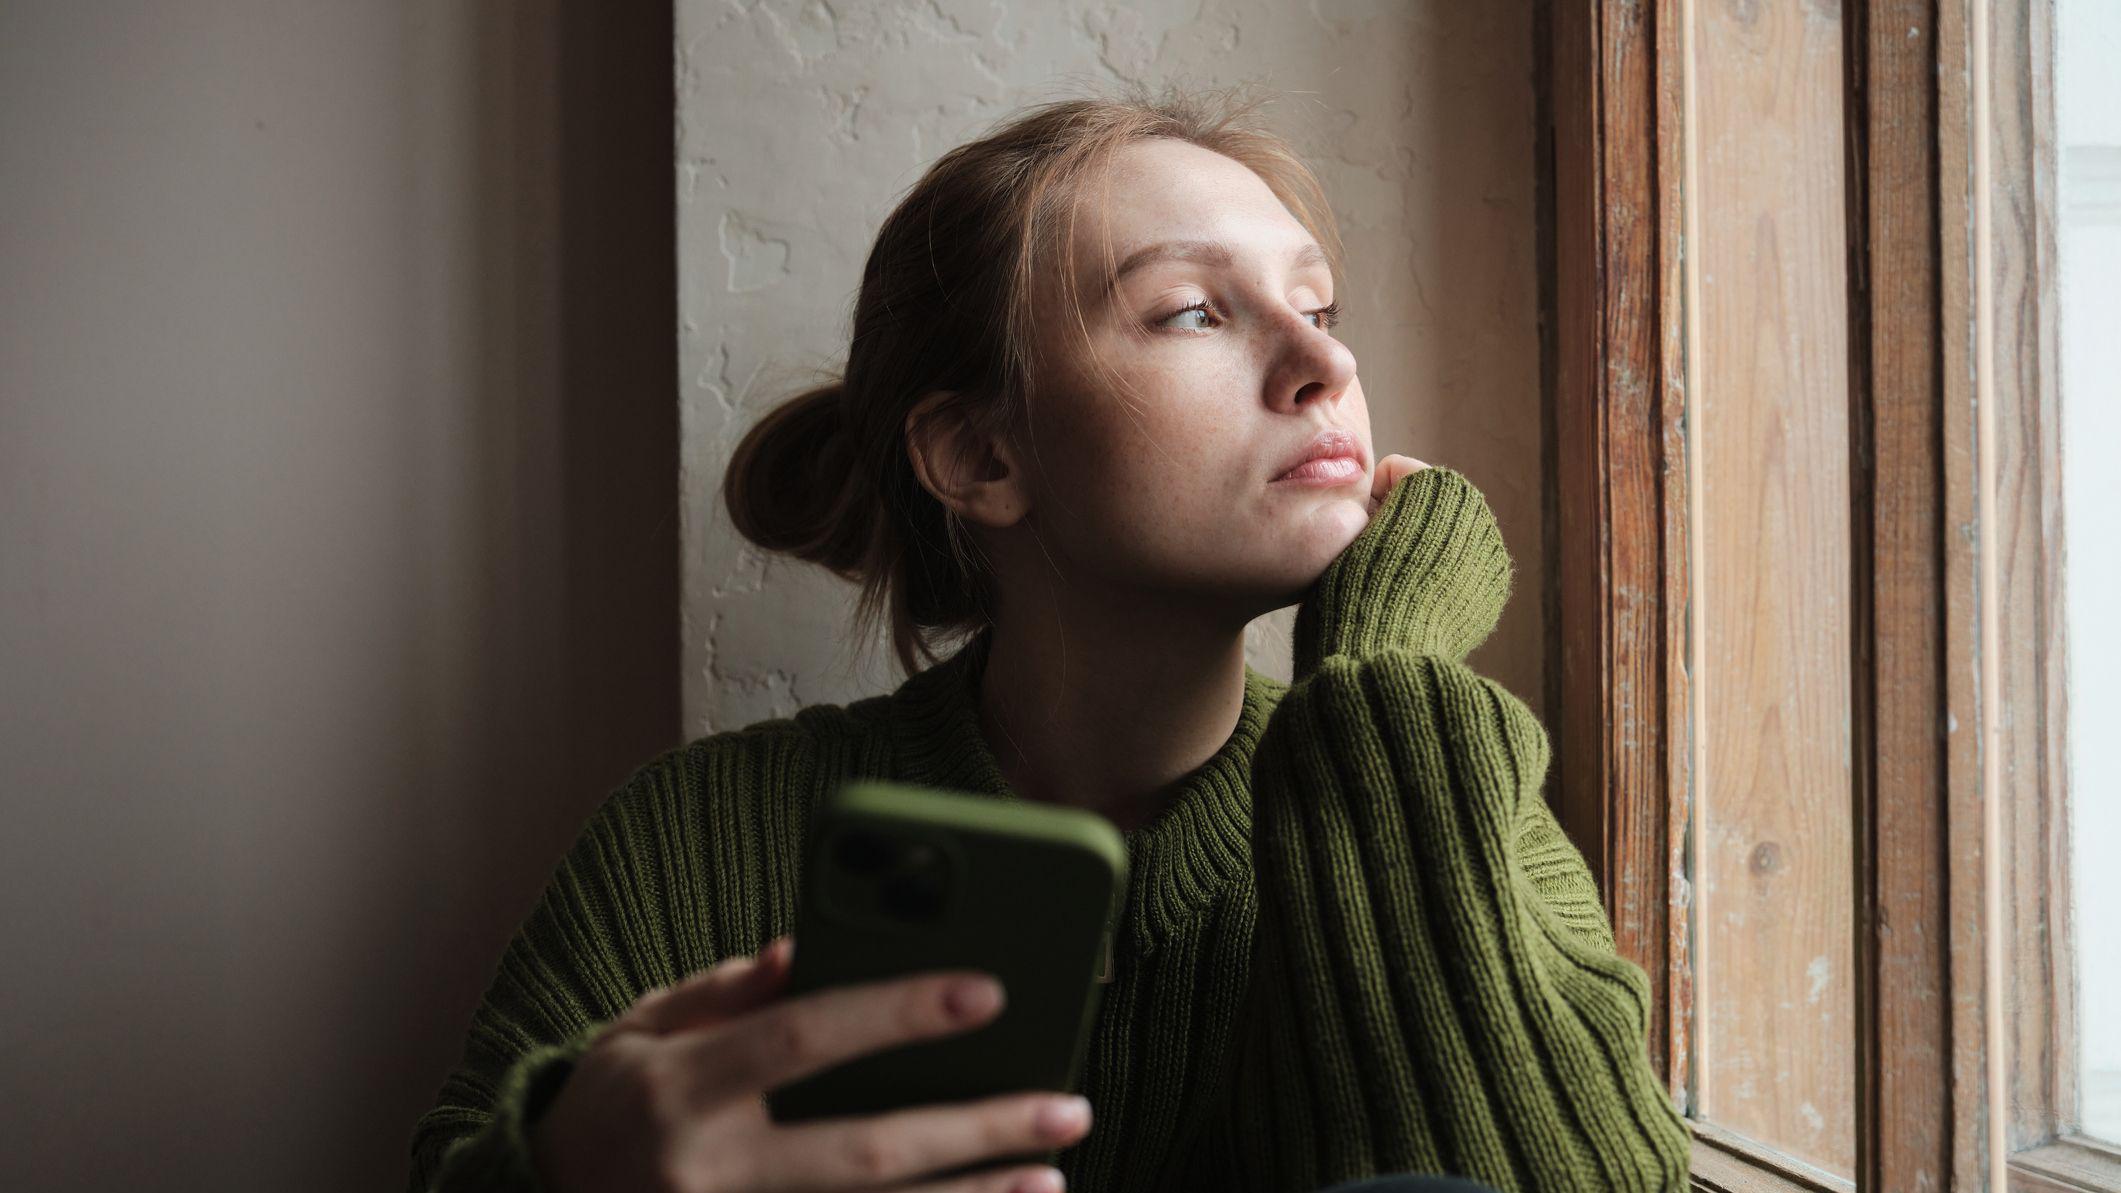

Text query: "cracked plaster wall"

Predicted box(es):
[678, 0, 1545, 735]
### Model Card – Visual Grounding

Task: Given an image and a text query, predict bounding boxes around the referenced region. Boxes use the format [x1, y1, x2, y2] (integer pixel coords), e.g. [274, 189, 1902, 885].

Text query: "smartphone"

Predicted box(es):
[764, 779, 1127, 1170]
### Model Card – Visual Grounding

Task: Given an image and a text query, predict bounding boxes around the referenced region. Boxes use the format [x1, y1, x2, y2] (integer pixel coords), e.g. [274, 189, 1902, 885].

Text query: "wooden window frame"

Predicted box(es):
[1540, 0, 2107, 1187]
[1539, 0, 1693, 1133]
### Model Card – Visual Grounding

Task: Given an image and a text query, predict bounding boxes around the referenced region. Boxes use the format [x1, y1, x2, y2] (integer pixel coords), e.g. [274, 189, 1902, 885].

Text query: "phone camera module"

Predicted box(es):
[879, 866, 948, 921]
[824, 824, 955, 926]
[832, 828, 895, 875]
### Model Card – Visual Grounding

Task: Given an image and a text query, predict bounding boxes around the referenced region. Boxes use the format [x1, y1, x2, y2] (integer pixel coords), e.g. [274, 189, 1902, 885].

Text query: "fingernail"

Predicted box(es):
[1035, 1095, 1090, 1138]
[945, 975, 1004, 1020]
[1014, 1167, 1065, 1193]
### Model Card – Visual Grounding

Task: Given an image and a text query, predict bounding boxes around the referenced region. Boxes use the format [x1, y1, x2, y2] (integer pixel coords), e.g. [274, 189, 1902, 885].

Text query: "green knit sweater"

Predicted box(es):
[407, 466, 1693, 1192]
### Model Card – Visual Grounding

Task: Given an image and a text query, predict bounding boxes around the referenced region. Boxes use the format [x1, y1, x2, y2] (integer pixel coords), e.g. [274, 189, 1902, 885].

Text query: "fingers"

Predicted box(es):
[901, 1163, 1069, 1193]
[1368, 454, 1433, 511]
[673, 969, 1005, 1106]
[893, 1161, 1068, 1193]
[612, 935, 795, 1037]
[749, 1090, 1087, 1193]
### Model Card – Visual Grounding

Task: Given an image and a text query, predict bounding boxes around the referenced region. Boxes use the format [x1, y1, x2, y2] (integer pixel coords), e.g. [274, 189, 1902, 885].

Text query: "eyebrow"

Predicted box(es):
[1103, 238, 1331, 296]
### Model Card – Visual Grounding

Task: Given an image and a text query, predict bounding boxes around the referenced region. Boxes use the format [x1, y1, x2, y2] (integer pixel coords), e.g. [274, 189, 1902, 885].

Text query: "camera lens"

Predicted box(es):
[880, 867, 948, 920]
[832, 828, 895, 875]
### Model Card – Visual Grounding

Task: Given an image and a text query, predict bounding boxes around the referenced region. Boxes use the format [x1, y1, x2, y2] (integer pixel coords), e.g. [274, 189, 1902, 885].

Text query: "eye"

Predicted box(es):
[1160, 301, 1221, 332]
[1156, 299, 1343, 334]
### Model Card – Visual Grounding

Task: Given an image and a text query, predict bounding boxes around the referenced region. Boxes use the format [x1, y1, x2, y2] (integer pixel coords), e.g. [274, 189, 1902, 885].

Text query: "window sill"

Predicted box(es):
[2012, 1135, 2121, 1192]
[1689, 1121, 1854, 1193]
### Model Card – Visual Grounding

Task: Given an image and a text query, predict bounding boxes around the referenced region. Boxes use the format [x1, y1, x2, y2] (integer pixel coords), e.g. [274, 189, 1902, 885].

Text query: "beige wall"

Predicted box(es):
[677, 0, 1548, 734]
[0, 4, 675, 1189]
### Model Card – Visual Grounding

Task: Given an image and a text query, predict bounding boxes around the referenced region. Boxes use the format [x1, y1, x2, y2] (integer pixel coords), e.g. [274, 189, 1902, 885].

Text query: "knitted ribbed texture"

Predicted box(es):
[407, 465, 1690, 1193]
[1224, 466, 1691, 1191]
[1292, 464, 1515, 674]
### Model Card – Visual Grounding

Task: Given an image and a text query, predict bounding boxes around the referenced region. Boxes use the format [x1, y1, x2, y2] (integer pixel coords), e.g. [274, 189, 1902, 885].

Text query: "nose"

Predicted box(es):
[1264, 309, 1358, 413]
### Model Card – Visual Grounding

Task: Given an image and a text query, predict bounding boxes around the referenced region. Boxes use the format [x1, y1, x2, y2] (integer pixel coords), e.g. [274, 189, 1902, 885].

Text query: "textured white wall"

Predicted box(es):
[678, 0, 1544, 734]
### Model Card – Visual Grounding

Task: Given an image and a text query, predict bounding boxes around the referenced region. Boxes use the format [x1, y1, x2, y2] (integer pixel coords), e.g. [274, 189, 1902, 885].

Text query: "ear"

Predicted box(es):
[904, 390, 1027, 529]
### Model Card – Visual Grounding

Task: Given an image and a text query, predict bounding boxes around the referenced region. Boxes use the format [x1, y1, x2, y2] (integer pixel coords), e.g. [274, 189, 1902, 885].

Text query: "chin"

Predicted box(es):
[1252, 540, 1364, 605]
[1312, 493, 1371, 538]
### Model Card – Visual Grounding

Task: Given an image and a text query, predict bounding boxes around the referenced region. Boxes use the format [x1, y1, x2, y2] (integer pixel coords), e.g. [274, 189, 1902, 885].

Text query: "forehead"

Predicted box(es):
[1072, 138, 1312, 270]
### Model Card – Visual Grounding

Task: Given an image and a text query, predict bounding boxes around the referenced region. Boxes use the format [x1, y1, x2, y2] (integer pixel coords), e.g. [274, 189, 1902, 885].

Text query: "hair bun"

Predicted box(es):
[722, 381, 875, 577]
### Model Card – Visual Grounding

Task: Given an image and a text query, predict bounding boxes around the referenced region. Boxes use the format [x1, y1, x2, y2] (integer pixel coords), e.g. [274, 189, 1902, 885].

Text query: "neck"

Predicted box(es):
[974, 588, 1253, 833]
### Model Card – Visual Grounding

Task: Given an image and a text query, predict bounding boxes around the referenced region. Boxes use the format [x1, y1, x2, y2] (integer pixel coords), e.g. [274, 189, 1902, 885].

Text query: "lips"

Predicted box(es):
[1273, 427, 1366, 481]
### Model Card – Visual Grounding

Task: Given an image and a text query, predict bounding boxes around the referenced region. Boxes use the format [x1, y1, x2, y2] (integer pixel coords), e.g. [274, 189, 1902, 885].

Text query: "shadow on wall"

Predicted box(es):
[383, 0, 681, 1185]
[0, 3, 674, 1191]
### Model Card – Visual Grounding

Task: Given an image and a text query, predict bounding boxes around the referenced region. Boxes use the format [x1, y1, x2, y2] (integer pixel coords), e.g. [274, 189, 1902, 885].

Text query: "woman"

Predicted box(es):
[407, 85, 1692, 1193]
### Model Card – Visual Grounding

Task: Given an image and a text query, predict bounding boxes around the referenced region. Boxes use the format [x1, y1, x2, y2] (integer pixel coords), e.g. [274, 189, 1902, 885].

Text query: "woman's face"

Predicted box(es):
[1016, 136, 1373, 619]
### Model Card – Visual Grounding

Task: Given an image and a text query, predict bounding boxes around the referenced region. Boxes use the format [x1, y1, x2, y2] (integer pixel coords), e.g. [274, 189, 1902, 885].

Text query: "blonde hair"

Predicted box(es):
[720, 82, 1344, 678]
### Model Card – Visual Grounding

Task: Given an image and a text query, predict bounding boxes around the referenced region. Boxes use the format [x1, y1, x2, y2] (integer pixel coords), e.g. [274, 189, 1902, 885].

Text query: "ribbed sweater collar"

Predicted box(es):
[884, 626, 1288, 954]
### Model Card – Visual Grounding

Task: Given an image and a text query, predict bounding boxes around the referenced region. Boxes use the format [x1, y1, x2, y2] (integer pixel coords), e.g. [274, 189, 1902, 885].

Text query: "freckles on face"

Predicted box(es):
[1021, 137, 1370, 597]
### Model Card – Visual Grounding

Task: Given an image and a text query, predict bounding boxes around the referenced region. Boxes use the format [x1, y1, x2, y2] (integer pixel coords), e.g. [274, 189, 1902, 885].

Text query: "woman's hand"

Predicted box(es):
[529, 936, 1086, 1193]
[1296, 454, 1511, 672]
[1365, 453, 1432, 518]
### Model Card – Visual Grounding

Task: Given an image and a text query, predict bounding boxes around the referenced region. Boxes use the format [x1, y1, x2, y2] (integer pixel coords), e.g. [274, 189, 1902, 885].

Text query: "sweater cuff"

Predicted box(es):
[1291, 465, 1513, 676]
[431, 1023, 604, 1193]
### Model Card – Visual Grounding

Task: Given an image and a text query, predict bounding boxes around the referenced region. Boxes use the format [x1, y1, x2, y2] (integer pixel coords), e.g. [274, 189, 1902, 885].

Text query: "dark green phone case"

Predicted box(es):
[765, 779, 1127, 1169]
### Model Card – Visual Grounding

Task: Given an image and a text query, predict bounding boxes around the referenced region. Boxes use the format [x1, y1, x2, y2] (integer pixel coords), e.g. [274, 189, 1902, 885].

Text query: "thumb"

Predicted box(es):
[1368, 454, 1431, 514]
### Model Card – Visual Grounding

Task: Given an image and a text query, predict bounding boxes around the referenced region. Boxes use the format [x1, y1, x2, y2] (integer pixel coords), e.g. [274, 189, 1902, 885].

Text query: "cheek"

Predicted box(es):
[1047, 358, 1232, 474]
[1034, 382, 1245, 553]
[1052, 327, 1317, 508]
[1093, 386, 1240, 515]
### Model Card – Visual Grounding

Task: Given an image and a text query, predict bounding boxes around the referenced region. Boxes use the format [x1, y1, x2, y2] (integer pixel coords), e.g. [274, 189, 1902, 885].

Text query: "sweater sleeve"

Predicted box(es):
[406, 745, 712, 1193]
[1221, 466, 1691, 1192]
